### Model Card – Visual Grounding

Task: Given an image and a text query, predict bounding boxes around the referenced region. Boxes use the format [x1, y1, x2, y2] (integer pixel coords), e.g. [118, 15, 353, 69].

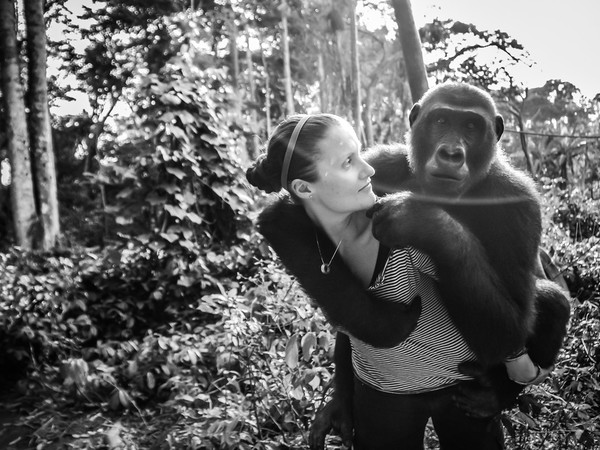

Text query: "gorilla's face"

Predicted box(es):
[408, 85, 503, 198]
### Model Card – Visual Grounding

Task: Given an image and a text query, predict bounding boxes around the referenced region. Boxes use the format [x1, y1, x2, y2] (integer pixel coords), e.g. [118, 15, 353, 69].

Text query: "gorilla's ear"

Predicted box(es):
[409, 104, 421, 127]
[495, 115, 504, 141]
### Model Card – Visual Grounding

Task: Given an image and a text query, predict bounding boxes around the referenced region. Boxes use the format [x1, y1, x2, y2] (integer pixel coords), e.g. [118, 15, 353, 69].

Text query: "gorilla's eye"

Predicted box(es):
[466, 121, 476, 130]
[436, 117, 446, 124]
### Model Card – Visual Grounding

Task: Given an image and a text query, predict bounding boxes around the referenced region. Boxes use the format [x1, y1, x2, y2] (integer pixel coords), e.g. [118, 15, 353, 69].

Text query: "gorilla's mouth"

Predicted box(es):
[429, 172, 464, 182]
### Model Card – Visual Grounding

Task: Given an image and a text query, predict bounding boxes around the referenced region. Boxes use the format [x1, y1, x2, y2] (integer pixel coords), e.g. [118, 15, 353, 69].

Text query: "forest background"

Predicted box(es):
[0, 0, 599, 449]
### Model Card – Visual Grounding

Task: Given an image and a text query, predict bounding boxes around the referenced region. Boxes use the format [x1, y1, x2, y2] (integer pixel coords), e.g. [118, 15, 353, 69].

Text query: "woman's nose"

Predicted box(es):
[362, 161, 375, 177]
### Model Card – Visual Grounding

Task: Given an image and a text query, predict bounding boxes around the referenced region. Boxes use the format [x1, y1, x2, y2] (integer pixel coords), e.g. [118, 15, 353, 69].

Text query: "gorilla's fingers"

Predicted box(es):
[339, 418, 353, 448]
[308, 420, 331, 450]
[453, 394, 475, 417]
[457, 361, 492, 387]
[454, 382, 502, 419]
[365, 199, 384, 218]
[309, 402, 335, 450]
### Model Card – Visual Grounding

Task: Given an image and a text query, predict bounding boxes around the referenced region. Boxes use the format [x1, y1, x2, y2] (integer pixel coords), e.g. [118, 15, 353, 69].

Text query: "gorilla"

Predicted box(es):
[257, 82, 570, 449]
[366, 82, 570, 368]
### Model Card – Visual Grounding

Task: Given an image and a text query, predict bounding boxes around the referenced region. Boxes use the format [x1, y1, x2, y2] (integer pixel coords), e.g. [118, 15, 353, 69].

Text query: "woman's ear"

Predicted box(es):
[290, 179, 313, 199]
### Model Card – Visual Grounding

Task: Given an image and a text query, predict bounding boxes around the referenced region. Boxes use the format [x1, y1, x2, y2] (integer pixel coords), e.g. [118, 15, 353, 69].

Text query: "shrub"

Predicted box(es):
[541, 178, 600, 303]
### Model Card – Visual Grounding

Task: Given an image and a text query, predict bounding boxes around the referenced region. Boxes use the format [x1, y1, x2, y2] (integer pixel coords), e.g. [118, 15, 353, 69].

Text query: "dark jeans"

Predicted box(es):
[352, 378, 504, 450]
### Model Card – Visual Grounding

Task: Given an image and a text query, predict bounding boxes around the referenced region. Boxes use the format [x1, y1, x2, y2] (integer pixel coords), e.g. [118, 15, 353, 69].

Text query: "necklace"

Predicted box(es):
[315, 231, 343, 275]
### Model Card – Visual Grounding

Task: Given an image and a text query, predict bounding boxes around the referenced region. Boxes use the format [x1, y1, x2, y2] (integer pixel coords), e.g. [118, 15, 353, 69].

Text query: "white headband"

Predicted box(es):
[280, 115, 311, 189]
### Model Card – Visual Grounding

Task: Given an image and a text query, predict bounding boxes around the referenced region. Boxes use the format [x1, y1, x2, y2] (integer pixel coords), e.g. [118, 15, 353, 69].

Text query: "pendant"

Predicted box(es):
[320, 263, 330, 275]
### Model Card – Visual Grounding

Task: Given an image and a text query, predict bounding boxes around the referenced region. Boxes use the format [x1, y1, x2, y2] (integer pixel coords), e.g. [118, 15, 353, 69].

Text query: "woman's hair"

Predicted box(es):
[246, 113, 345, 196]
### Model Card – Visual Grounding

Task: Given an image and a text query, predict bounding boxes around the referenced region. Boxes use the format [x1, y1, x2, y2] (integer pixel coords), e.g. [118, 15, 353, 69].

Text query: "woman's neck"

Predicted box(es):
[302, 202, 378, 287]
[304, 205, 370, 244]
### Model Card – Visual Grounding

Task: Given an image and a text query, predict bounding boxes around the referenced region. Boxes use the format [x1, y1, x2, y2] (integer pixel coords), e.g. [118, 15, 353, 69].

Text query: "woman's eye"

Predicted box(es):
[466, 121, 476, 130]
[436, 117, 446, 124]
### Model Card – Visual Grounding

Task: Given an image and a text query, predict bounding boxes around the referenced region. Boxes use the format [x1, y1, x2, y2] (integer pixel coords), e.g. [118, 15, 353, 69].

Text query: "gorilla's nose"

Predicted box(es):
[437, 145, 466, 166]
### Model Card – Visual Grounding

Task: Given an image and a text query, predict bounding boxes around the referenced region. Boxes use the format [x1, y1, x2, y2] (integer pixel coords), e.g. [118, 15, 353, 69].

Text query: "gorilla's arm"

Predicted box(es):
[455, 362, 524, 418]
[258, 198, 421, 348]
[309, 333, 354, 450]
[363, 143, 413, 195]
[528, 278, 571, 368]
[369, 180, 538, 365]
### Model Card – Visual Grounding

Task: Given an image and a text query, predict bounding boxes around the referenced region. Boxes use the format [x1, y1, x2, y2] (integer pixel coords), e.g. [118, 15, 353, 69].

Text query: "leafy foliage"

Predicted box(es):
[499, 179, 600, 449]
[2, 180, 599, 449]
[1, 2, 599, 449]
[0, 242, 342, 449]
[101, 65, 253, 246]
[542, 180, 600, 304]
[553, 202, 600, 241]
[419, 18, 531, 90]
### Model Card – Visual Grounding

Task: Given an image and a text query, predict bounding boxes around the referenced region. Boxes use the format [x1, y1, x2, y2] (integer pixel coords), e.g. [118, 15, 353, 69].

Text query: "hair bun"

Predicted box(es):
[246, 154, 282, 193]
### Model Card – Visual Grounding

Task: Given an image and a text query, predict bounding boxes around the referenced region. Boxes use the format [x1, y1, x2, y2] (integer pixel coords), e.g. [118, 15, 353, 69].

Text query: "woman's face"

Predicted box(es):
[308, 122, 376, 214]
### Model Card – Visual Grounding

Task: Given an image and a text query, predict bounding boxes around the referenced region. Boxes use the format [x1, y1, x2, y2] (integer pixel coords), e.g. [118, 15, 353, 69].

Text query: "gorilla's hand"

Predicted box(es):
[454, 361, 523, 419]
[368, 192, 454, 251]
[453, 362, 500, 419]
[309, 397, 353, 450]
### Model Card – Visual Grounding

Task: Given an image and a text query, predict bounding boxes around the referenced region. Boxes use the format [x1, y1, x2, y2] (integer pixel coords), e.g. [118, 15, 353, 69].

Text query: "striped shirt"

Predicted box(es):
[350, 246, 476, 393]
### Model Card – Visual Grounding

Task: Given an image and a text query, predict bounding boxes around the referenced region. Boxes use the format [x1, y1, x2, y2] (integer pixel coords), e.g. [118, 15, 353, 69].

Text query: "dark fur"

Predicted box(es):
[258, 83, 571, 449]
[367, 83, 570, 367]
[258, 199, 421, 348]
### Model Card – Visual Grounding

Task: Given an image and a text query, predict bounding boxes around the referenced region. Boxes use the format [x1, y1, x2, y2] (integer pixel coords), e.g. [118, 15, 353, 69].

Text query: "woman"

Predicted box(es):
[246, 113, 542, 449]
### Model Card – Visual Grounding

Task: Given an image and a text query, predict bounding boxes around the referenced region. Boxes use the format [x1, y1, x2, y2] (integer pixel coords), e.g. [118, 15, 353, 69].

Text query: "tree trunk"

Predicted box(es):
[25, 0, 60, 250]
[516, 115, 534, 176]
[334, 32, 347, 114]
[229, 19, 242, 118]
[259, 35, 272, 136]
[390, 0, 428, 103]
[363, 86, 374, 147]
[280, 0, 295, 115]
[0, 0, 37, 249]
[508, 101, 534, 177]
[245, 33, 259, 159]
[349, 0, 361, 135]
[317, 40, 327, 112]
[230, 19, 239, 90]
[83, 95, 118, 174]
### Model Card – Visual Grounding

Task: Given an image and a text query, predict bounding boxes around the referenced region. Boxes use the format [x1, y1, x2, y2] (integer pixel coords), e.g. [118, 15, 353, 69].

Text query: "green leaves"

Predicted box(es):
[301, 332, 317, 362]
[160, 92, 181, 105]
[284, 334, 299, 369]
[165, 166, 186, 180]
[61, 358, 90, 388]
[94, 66, 255, 263]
